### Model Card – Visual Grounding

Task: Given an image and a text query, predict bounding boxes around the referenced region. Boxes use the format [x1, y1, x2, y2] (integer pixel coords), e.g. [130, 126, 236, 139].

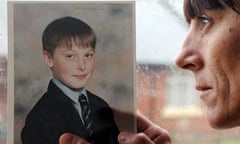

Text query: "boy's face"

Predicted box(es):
[43, 43, 95, 91]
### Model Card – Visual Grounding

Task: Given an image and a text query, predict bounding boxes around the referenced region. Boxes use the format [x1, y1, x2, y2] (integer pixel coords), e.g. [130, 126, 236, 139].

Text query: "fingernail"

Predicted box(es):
[118, 134, 128, 143]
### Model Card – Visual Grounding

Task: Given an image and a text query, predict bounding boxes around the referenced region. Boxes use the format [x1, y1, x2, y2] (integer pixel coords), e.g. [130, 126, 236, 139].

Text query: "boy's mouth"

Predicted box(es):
[73, 74, 87, 80]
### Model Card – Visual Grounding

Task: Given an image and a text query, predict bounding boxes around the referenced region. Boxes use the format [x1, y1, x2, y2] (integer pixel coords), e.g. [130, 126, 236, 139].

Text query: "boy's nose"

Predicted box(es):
[77, 60, 86, 71]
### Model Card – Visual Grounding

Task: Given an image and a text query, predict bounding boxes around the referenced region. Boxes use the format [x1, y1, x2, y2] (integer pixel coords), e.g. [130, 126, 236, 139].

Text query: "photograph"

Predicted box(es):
[8, 1, 135, 144]
[5, 0, 240, 144]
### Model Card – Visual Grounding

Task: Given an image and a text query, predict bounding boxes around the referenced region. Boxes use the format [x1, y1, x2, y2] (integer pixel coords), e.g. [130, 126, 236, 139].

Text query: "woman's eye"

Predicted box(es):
[198, 15, 212, 30]
[200, 17, 210, 25]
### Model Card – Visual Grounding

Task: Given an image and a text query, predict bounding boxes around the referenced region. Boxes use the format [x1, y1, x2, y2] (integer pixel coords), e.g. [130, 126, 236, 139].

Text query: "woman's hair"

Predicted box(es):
[183, 0, 240, 23]
[42, 16, 96, 55]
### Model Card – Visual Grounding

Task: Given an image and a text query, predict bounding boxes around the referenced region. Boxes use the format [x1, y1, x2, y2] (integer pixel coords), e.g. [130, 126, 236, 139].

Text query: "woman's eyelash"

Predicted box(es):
[197, 15, 213, 31]
[198, 15, 211, 25]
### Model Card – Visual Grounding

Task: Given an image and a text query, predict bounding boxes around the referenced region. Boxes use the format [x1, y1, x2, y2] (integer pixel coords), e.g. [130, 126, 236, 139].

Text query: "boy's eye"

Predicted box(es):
[84, 52, 95, 60]
[66, 54, 74, 59]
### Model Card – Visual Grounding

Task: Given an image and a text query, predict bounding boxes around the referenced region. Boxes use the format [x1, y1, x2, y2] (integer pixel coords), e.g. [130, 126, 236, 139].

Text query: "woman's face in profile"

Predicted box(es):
[175, 7, 240, 128]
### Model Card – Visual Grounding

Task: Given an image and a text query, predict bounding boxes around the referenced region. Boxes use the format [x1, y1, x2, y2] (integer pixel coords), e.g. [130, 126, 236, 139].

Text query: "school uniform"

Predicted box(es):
[21, 79, 119, 144]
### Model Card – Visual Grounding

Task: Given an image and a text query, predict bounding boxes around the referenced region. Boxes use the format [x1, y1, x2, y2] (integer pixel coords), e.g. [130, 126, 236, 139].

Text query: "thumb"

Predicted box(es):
[118, 132, 154, 144]
[59, 133, 90, 144]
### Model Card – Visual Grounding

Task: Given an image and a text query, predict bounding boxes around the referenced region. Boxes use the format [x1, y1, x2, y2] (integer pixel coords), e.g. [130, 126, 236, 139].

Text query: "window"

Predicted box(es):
[162, 69, 203, 118]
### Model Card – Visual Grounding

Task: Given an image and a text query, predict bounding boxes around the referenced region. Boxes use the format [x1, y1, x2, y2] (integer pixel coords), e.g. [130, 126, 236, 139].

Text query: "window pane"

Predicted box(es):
[136, 0, 240, 143]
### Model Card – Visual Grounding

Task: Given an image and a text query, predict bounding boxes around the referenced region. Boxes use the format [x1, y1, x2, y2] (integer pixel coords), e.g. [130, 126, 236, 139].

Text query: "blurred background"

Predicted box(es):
[0, 1, 8, 144]
[0, 57, 7, 144]
[1, 0, 240, 144]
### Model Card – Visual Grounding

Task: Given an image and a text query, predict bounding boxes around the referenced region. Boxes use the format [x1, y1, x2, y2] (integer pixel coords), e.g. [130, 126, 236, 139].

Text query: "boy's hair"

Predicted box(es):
[42, 16, 97, 55]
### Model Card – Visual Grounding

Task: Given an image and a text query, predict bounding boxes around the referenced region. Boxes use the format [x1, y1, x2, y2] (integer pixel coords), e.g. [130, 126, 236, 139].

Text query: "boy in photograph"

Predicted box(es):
[21, 16, 119, 144]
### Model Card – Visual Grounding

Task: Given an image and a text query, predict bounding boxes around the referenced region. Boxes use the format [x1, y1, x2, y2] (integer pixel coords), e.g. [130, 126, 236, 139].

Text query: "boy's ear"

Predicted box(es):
[43, 51, 54, 68]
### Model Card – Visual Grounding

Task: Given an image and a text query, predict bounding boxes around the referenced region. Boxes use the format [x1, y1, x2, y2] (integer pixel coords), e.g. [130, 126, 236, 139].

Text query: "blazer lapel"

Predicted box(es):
[49, 81, 89, 136]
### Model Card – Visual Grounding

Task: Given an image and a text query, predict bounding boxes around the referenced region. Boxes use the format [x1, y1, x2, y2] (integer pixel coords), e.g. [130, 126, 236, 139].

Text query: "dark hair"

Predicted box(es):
[42, 16, 96, 55]
[184, 0, 240, 23]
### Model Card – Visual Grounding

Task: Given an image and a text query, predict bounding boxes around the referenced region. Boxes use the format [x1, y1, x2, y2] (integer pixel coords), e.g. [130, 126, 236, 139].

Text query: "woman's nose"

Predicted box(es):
[175, 53, 203, 72]
[175, 35, 203, 72]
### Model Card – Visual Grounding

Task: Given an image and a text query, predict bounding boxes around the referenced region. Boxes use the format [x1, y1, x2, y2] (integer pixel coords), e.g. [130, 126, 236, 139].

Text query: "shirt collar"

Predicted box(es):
[52, 78, 88, 104]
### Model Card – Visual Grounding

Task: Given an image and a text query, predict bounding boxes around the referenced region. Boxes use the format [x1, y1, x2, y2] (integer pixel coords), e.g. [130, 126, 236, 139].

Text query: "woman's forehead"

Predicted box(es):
[184, 0, 225, 22]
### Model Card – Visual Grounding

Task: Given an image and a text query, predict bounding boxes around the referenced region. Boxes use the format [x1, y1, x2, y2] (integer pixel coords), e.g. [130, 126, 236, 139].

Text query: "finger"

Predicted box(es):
[144, 125, 171, 143]
[118, 132, 154, 144]
[153, 135, 171, 144]
[59, 133, 90, 144]
[59, 133, 73, 144]
[136, 112, 156, 132]
[137, 112, 171, 144]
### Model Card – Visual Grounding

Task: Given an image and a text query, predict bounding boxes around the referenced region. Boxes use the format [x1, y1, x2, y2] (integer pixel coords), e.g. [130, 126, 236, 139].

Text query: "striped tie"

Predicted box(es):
[78, 94, 94, 140]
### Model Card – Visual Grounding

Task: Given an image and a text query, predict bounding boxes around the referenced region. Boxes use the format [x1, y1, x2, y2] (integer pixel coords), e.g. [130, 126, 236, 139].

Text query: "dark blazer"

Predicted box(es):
[21, 80, 119, 144]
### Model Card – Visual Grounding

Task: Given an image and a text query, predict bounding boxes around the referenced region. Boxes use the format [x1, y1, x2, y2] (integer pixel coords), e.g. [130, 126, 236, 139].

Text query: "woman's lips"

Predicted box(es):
[196, 85, 212, 91]
[196, 85, 213, 99]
